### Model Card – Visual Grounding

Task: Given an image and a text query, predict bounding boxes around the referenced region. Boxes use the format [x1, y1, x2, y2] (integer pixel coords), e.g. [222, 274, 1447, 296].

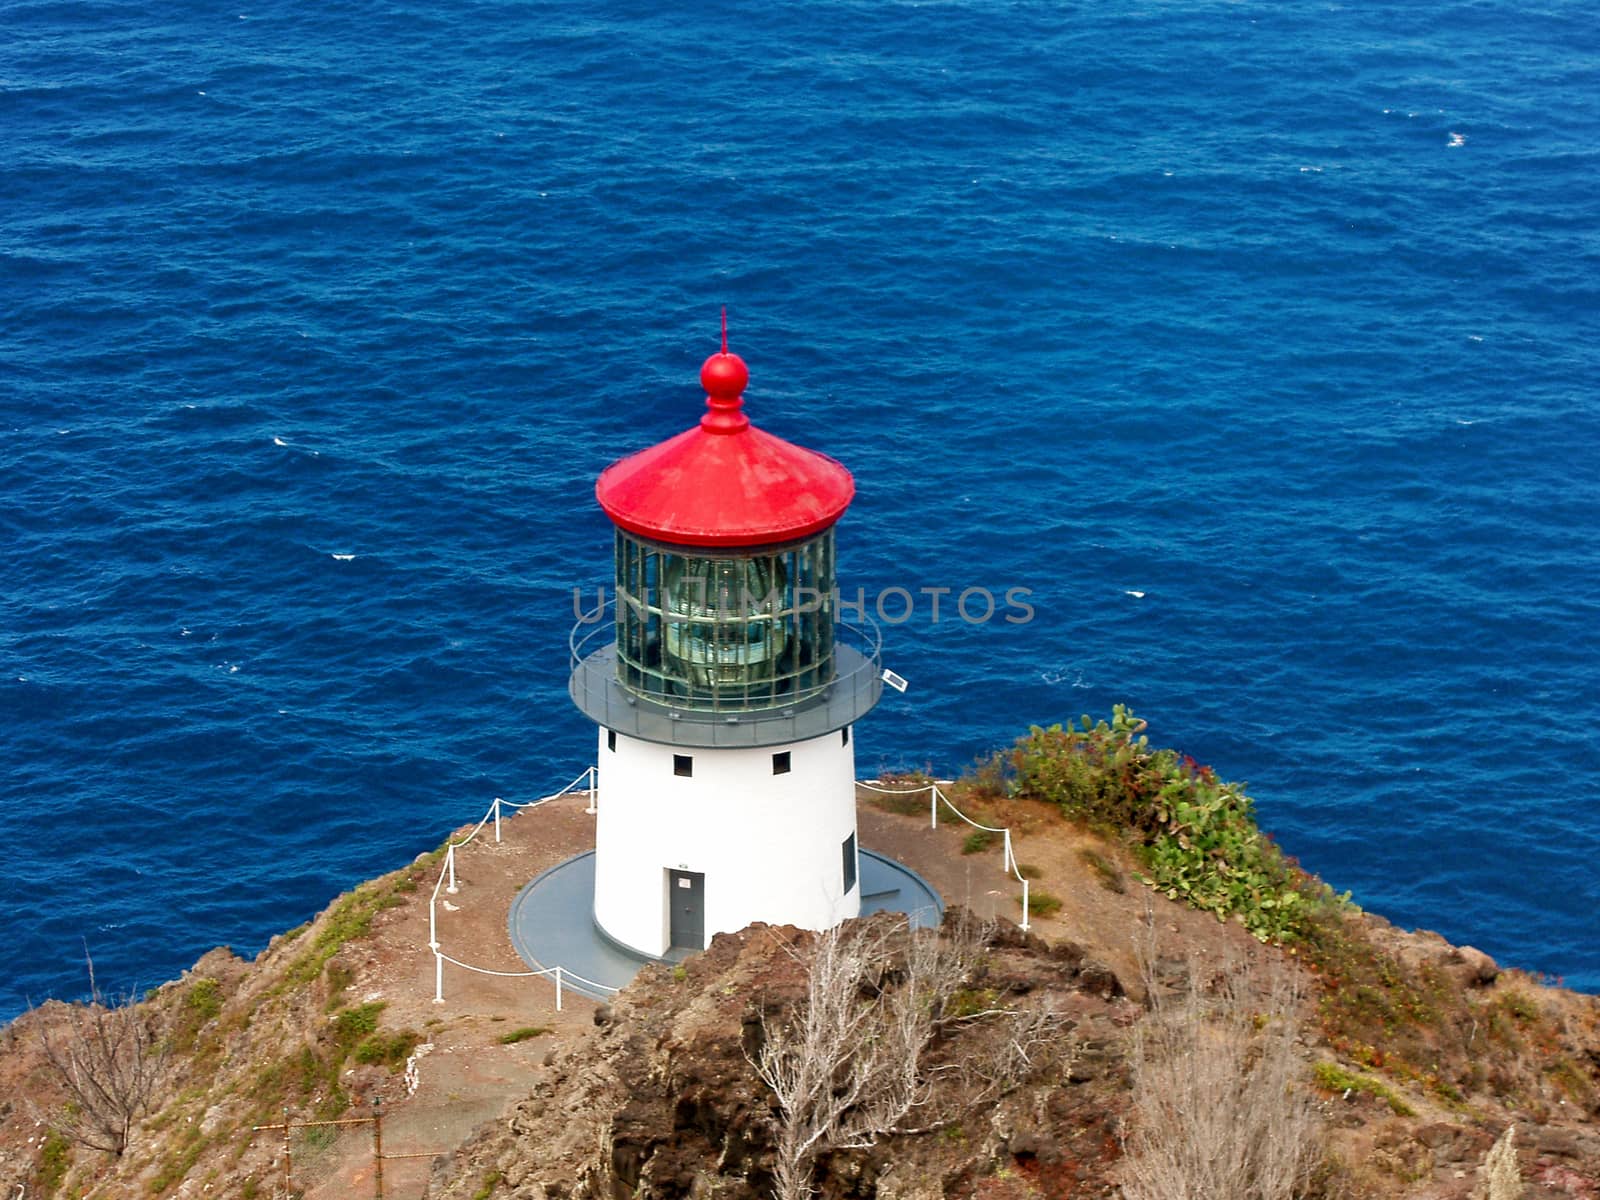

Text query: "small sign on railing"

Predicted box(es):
[880, 668, 909, 693]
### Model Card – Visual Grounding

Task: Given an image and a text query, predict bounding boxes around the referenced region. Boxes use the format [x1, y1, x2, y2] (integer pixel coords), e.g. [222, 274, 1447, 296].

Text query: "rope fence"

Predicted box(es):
[426, 765, 620, 1010]
[424, 767, 1036, 1013]
[856, 777, 1034, 931]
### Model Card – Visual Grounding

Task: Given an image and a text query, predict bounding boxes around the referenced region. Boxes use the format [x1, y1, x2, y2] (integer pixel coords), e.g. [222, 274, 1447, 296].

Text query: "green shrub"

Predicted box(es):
[961, 830, 995, 854]
[996, 706, 1337, 942]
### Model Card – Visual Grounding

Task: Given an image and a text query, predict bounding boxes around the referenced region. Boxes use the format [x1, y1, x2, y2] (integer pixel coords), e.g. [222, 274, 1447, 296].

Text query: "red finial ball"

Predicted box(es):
[700, 351, 749, 399]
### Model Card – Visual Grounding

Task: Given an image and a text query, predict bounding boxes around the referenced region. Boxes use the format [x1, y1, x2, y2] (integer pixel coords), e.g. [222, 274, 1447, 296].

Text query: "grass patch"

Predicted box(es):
[149, 1122, 210, 1195]
[34, 1129, 71, 1198]
[1016, 863, 1044, 879]
[273, 849, 447, 995]
[1498, 990, 1540, 1024]
[1022, 889, 1063, 917]
[944, 988, 1000, 1019]
[1295, 907, 1489, 1094]
[1547, 1057, 1593, 1104]
[498, 1026, 550, 1045]
[170, 976, 226, 1052]
[355, 1030, 423, 1069]
[323, 962, 356, 1010]
[868, 790, 927, 817]
[961, 829, 995, 855]
[1077, 846, 1126, 893]
[187, 977, 223, 1022]
[331, 1001, 386, 1049]
[472, 1169, 503, 1200]
[1311, 1061, 1415, 1115]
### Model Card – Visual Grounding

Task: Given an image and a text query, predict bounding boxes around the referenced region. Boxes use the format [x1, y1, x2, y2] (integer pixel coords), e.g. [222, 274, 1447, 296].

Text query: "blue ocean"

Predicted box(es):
[3, 0, 1597, 1019]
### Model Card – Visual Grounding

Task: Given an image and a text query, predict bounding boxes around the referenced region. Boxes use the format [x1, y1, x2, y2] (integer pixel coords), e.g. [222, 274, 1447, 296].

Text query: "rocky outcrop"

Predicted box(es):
[428, 914, 1133, 1200]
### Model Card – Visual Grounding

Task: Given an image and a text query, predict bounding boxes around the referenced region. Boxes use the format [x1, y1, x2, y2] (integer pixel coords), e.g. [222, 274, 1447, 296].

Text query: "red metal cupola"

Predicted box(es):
[595, 331, 854, 548]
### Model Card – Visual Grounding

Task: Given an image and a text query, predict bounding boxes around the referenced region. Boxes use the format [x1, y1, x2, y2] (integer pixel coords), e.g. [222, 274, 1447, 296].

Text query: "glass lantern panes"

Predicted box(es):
[614, 528, 837, 711]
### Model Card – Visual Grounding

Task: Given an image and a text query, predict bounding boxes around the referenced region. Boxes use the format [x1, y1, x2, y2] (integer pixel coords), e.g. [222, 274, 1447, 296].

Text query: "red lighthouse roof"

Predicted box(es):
[595, 337, 855, 549]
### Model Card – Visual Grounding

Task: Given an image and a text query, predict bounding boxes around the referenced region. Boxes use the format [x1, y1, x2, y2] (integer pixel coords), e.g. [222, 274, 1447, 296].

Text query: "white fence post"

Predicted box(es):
[1020, 879, 1031, 933]
[428, 898, 437, 950]
[433, 952, 444, 1003]
[493, 797, 502, 844]
[585, 765, 597, 815]
[446, 844, 458, 894]
[930, 786, 938, 830]
[1003, 829, 1014, 874]
[554, 966, 563, 1012]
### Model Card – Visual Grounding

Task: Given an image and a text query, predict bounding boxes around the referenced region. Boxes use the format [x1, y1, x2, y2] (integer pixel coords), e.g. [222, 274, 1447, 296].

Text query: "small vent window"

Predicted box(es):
[841, 726, 850, 747]
[673, 754, 693, 778]
[606, 729, 617, 752]
[842, 832, 857, 894]
[772, 751, 792, 775]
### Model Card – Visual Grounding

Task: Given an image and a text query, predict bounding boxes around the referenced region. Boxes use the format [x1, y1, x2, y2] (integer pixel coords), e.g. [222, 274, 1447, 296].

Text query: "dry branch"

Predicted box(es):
[751, 916, 1072, 1200]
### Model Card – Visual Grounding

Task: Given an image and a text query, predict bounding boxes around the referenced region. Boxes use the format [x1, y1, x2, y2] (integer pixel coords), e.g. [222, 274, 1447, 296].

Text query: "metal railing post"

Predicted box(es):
[1003, 829, 1014, 874]
[372, 1098, 384, 1200]
[283, 1106, 292, 1197]
[433, 951, 444, 1004]
[445, 844, 458, 894]
[585, 765, 597, 814]
[1020, 879, 1031, 932]
[555, 965, 563, 1012]
[930, 786, 938, 830]
[493, 797, 502, 844]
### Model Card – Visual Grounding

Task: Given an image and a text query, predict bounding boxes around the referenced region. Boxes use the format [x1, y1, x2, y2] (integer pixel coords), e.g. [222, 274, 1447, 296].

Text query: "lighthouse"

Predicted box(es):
[568, 330, 883, 960]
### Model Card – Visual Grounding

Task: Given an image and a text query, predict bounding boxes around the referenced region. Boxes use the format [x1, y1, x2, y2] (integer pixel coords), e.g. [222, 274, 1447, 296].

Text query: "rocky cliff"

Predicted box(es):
[3, 754, 1599, 1200]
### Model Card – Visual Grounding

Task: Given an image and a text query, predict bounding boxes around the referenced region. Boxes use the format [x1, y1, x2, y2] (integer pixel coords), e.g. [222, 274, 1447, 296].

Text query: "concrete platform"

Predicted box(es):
[508, 850, 944, 1000]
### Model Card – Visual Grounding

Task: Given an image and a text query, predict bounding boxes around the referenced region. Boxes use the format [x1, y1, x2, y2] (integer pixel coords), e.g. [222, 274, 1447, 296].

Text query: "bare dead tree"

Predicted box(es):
[1118, 929, 1321, 1200]
[30, 951, 168, 1158]
[752, 917, 1072, 1200]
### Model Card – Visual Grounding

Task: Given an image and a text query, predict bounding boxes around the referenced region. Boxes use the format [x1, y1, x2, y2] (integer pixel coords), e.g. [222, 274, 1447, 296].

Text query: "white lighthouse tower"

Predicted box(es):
[568, 331, 882, 959]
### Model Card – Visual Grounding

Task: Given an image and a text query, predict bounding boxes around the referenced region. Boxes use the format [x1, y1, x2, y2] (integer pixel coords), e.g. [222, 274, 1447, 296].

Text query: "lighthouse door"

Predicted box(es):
[668, 870, 705, 950]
